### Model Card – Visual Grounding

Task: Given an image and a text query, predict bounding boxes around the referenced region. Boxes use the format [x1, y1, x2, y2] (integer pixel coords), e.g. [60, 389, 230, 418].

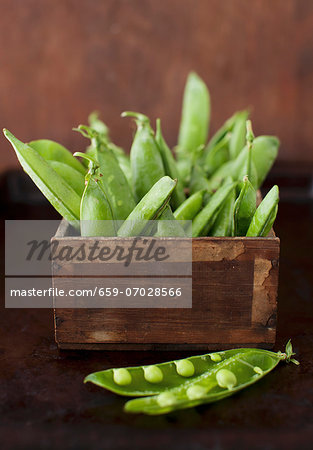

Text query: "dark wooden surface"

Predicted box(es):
[0, 173, 313, 449]
[1, 0, 313, 174]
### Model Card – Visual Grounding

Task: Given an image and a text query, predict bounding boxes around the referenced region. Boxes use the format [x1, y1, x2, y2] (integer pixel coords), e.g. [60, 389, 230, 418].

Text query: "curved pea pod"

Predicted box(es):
[122, 111, 164, 202]
[229, 110, 249, 159]
[206, 110, 247, 151]
[192, 181, 237, 237]
[178, 72, 210, 153]
[4, 129, 80, 223]
[189, 164, 212, 196]
[117, 176, 177, 237]
[252, 136, 280, 188]
[210, 182, 236, 237]
[28, 139, 86, 174]
[234, 176, 257, 236]
[124, 341, 299, 415]
[80, 178, 116, 237]
[204, 133, 230, 176]
[155, 205, 186, 237]
[173, 190, 205, 221]
[48, 161, 85, 197]
[246, 185, 279, 237]
[155, 119, 186, 209]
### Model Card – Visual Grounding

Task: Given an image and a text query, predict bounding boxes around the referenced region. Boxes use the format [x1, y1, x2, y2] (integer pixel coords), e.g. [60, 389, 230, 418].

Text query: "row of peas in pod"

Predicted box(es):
[84, 341, 299, 415]
[4, 72, 280, 237]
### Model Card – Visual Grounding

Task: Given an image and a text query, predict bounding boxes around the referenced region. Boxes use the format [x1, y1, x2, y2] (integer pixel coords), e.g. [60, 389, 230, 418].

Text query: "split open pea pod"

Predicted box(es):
[123, 342, 299, 415]
[84, 348, 252, 397]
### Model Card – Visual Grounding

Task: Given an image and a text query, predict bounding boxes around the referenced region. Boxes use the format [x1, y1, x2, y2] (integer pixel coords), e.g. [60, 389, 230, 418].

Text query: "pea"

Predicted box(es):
[143, 366, 163, 384]
[113, 368, 132, 386]
[157, 392, 176, 407]
[254, 366, 263, 375]
[209, 353, 222, 362]
[175, 359, 195, 377]
[216, 369, 237, 390]
[186, 385, 207, 400]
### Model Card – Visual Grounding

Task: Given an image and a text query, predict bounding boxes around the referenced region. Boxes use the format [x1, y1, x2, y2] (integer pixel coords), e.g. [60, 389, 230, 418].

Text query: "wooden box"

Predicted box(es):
[52, 220, 279, 351]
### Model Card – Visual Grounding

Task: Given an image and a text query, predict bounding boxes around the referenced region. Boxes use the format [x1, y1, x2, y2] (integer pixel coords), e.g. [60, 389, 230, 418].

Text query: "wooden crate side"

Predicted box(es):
[53, 235, 279, 349]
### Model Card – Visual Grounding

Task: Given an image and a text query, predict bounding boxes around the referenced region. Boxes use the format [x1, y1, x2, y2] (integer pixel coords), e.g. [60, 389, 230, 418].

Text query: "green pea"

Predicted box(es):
[216, 369, 237, 390]
[186, 385, 207, 400]
[175, 359, 195, 377]
[254, 366, 263, 375]
[209, 353, 222, 362]
[143, 366, 163, 384]
[157, 392, 176, 407]
[113, 368, 132, 386]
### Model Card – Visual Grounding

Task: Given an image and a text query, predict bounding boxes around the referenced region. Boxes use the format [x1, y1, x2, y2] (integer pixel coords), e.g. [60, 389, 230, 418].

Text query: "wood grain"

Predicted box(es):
[53, 221, 280, 349]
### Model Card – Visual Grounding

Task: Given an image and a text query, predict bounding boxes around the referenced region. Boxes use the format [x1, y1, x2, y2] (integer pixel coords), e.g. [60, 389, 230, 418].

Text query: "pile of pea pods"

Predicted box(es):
[84, 341, 298, 415]
[4, 72, 280, 237]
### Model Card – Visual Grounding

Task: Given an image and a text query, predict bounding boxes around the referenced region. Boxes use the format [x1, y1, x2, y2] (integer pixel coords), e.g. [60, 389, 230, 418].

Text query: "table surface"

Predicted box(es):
[1, 195, 312, 450]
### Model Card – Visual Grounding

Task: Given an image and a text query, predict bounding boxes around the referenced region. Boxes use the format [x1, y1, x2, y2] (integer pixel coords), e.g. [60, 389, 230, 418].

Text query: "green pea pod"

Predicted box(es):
[48, 161, 85, 197]
[229, 110, 249, 159]
[80, 179, 116, 237]
[124, 341, 298, 415]
[155, 119, 186, 209]
[28, 139, 86, 174]
[4, 129, 80, 223]
[173, 190, 205, 221]
[252, 136, 280, 188]
[84, 341, 298, 415]
[205, 109, 248, 152]
[234, 176, 257, 236]
[155, 205, 186, 237]
[122, 111, 165, 202]
[192, 181, 237, 237]
[204, 133, 230, 176]
[246, 185, 279, 237]
[88, 112, 132, 186]
[210, 180, 236, 237]
[118, 176, 177, 237]
[75, 125, 135, 221]
[178, 72, 210, 153]
[189, 164, 212, 196]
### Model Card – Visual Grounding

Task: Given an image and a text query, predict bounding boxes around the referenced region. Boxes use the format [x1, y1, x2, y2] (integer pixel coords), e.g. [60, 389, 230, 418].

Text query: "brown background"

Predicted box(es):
[0, 0, 312, 173]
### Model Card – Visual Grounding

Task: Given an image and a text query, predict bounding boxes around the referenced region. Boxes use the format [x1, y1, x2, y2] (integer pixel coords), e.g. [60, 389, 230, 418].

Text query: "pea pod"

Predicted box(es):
[211, 178, 236, 237]
[173, 190, 205, 221]
[122, 111, 165, 202]
[251, 135, 279, 188]
[205, 109, 248, 151]
[117, 176, 177, 237]
[88, 112, 132, 185]
[229, 110, 249, 159]
[48, 161, 85, 197]
[28, 139, 86, 174]
[124, 341, 298, 415]
[234, 176, 256, 236]
[4, 129, 81, 223]
[246, 185, 279, 237]
[155, 205, 186, 237]
[75, 125, 135, 221]
[74, 153, 116, 237]
[192, 181, 237, 237]
[155, 119, 186, 209]
[204, 133, 230, 176]
[178, 72, 210, 153]
[84, 341, 298, 416]
[189, 164, 212, 196]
